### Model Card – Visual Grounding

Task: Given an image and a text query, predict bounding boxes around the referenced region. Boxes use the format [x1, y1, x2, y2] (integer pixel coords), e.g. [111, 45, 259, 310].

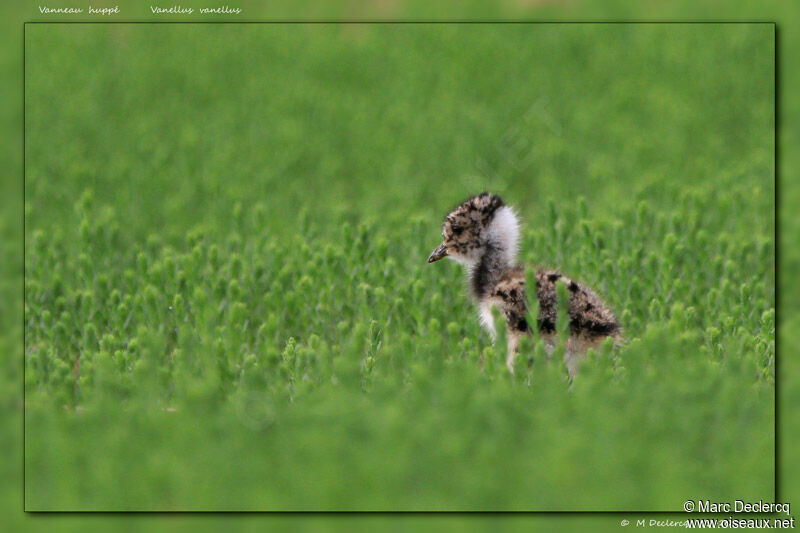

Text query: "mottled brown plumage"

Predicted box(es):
[428, 192, 620, 376]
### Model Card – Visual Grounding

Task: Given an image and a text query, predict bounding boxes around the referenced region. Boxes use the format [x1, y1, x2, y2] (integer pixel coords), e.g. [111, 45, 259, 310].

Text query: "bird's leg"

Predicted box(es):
[505, 328, 527, 374]
[504, 309, 532, 374]
[491, 268, 530, 375]
[541, 333, 557, 358]
[477, 300, 497, 341]
[564, 336, 582, 380]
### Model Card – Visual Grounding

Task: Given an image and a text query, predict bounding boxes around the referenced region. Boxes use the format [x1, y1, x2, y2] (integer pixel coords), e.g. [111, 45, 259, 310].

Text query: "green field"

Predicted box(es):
[24, 23, 774, 510]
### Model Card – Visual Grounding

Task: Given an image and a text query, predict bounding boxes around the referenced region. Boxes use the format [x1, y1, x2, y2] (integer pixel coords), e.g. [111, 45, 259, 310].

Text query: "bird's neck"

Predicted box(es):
[463, 205, 521, 300]
[468, 243, 513, 300]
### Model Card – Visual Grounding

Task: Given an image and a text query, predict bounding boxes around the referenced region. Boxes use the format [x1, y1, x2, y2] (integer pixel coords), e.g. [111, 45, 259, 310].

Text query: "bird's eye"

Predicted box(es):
[451, 225, 463, 234]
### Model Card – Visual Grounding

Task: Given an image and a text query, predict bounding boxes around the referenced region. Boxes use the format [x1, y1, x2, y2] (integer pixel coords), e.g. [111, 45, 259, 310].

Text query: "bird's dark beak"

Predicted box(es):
[427, 243, 449, 263]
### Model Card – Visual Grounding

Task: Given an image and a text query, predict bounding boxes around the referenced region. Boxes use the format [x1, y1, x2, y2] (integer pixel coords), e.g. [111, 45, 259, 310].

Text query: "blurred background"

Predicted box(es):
[3, 1, 797, 531]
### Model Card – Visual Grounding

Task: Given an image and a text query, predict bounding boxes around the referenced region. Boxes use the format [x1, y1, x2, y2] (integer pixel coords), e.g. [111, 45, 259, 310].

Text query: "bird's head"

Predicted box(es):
[427, 192, 520, 267]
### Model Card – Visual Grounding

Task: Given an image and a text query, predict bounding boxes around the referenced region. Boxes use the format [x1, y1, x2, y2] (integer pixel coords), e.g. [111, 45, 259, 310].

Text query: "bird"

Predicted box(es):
[427, 192, 620, 376]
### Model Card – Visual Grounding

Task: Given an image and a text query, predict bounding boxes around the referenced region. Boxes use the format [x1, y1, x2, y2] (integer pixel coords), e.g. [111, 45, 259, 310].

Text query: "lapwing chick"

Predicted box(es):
[428, 192, 620, 376]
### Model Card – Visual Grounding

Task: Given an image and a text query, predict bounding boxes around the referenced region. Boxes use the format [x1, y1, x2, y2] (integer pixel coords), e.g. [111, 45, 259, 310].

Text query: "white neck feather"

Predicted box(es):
[486, 206, 520, 265]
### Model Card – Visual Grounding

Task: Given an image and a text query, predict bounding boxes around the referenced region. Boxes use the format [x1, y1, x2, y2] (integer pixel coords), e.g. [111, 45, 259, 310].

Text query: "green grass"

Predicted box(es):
[24, 23, 774, 510]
